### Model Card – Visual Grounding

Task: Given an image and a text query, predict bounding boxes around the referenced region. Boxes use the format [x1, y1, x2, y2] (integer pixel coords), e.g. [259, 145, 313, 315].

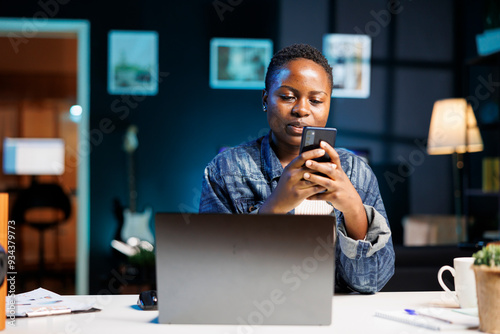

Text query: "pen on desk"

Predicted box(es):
[404, 309, 453, 324]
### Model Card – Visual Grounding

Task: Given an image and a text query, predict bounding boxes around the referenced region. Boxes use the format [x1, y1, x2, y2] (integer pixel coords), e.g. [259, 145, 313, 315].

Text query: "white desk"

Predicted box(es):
[6, 291, 480, 334]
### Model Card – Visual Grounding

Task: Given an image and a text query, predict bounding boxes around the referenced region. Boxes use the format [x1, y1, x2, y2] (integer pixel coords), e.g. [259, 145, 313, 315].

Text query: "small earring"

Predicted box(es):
[263, 105, 267, 111]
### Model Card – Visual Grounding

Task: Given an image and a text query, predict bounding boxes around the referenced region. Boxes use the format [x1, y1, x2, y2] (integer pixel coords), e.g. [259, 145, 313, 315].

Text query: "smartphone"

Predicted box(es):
[299, 126, 337, 163]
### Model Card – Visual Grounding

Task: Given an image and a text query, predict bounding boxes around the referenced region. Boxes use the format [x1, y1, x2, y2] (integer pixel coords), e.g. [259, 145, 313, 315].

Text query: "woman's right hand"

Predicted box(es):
[258, 148, 328, 214]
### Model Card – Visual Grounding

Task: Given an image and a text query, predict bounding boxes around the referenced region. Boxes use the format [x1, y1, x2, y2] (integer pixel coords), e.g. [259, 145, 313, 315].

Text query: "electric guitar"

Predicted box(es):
[119, 125, 155, 245]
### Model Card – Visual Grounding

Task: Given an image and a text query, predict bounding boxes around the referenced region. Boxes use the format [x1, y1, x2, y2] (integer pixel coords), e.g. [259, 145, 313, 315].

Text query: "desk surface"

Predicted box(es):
[6, 291, 479, 334]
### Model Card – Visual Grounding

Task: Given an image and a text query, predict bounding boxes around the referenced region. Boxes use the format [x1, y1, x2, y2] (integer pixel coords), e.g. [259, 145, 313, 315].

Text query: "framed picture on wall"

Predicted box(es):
[210, 38, 273, 89]
[323, 34, 371, 99]
[108, 30, 159, 95]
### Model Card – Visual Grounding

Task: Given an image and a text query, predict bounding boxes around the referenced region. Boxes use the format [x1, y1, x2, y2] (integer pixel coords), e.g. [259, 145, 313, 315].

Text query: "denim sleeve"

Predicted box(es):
[199, 163, 233, 214]
[334, 155, 395, 294]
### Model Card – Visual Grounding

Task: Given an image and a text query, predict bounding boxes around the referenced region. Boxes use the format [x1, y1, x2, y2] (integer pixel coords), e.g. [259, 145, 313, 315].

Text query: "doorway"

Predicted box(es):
[0, 18, 90, 294]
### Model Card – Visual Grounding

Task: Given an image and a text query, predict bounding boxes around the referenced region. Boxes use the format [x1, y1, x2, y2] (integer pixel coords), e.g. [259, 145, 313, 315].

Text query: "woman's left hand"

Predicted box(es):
[305, 141, 368, 240]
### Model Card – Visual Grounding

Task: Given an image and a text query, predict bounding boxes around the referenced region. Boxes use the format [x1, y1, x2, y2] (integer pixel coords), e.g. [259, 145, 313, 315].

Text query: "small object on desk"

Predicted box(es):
[6, 288, 99, 317]
[375, 307, 479, 331]
[137, 290, 158, 310]
[404, 309, 452, 323]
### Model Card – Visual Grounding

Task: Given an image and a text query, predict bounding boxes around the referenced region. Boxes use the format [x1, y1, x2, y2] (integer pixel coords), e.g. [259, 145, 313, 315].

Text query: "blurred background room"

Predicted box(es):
[0, 0, 499, 295]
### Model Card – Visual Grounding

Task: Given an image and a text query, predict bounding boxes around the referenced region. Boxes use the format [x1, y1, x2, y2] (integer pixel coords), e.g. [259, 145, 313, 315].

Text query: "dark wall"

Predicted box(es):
[1, 0, 487, 293]
[89, 0, 279, 293]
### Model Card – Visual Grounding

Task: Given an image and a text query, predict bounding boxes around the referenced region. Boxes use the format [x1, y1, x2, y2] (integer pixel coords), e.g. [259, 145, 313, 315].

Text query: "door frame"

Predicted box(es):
[0, 17, 90, 294]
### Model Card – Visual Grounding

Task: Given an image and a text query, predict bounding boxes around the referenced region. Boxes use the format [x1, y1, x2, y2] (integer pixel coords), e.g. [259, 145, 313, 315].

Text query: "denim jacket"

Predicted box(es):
[199, 133, 395, 293]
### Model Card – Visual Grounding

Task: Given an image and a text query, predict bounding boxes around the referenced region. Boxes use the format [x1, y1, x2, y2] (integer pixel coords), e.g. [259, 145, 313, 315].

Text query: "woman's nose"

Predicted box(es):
[291, 98, 310, 117]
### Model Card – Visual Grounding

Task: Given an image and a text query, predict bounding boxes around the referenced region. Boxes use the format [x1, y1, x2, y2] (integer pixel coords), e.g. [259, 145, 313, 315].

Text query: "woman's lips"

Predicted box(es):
[286, 124, 305, 136]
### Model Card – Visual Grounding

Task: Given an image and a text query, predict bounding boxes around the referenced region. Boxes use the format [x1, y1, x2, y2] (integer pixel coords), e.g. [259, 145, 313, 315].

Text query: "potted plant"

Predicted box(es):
[473, 244, 500, 334]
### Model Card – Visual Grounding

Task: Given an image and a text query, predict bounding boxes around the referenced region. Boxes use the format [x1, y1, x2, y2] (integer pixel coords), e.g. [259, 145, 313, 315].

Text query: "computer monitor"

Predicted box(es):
[2, 138, 65, 175]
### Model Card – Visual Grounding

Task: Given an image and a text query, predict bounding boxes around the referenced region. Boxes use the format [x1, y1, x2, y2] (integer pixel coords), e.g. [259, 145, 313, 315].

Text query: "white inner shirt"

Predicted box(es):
[295, 200, 334, 215]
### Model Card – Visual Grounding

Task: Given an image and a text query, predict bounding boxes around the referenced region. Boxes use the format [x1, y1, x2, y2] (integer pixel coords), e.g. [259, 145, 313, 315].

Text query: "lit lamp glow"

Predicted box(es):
[69, 105, 82, 122]
[427, 98, 483, 155]
[427, 98, 483, 243]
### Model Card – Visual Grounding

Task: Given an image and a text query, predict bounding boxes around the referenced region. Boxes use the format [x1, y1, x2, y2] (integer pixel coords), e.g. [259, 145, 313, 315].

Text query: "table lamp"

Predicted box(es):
[427, 98, 483, 242]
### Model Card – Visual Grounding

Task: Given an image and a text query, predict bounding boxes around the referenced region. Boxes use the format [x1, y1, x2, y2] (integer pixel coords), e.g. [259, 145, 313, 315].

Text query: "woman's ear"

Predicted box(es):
[262, 89, 268, 112]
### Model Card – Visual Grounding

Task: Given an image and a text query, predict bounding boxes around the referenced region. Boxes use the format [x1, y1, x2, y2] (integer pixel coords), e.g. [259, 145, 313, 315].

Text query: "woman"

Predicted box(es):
[199, 44, 394, 293]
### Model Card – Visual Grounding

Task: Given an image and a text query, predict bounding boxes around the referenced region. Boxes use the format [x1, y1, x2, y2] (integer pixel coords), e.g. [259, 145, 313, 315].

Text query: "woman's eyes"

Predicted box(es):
[310, 99, 323, 105]
[280, 95, 294, 101]
[279, 95, 323, 104]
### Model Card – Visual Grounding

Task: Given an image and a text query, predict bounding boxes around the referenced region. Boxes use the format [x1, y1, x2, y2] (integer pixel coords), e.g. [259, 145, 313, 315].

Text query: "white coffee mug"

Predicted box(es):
[437, 257, 477, 308]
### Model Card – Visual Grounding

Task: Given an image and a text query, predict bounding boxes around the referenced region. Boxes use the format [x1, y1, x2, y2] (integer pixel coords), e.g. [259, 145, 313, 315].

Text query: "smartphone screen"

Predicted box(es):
[299, 127, 337, 162]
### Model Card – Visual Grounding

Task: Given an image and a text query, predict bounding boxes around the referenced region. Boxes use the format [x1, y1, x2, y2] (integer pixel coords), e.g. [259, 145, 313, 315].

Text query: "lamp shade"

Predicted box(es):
[427, 98, 484, 155]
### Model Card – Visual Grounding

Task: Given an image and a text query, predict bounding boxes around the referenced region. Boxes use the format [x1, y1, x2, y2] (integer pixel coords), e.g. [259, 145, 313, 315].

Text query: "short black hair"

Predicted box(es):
[264, 43, 333, 92]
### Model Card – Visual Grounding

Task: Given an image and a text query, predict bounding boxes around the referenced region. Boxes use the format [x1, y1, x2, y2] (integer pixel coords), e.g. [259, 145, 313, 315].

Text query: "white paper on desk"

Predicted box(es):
[374, 308, 479, 331]
[6, 288, 95, 317]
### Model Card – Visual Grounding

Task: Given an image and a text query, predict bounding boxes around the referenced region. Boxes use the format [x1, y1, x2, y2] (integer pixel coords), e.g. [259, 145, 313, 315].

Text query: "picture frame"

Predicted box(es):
[108, 30, 159, 96]
[323, 34, 371, 99]
[210, 38, 273, 89]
